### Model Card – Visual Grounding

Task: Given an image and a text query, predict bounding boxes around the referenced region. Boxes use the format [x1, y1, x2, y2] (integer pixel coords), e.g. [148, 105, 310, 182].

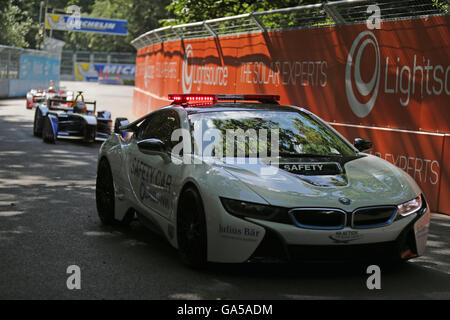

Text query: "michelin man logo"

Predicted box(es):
[182, 44, 194, 93]
[345, 31, 381, 118]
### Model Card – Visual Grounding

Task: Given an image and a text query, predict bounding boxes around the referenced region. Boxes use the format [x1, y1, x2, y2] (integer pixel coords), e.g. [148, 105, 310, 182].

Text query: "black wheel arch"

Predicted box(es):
[176, 181, 206, 241]
[177, 181, 203, 214]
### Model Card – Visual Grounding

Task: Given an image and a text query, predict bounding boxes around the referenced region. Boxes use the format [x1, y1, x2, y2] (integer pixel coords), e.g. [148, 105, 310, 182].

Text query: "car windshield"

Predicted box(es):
[188, 109, 356, 158]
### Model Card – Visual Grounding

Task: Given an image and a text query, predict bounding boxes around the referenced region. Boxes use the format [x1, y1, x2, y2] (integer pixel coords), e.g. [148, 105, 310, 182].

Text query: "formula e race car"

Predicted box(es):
[33, 91, 127, 143]
[26, 82, 74, 109]
[26, 89, 46, 109]
[96, 93, 430, 267]
[44, 87, 74, 108]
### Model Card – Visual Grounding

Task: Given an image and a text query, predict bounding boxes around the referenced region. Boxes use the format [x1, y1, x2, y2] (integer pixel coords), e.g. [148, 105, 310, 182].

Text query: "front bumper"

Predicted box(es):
[248, 202, 430, 263]
[206, 194, 430, 263]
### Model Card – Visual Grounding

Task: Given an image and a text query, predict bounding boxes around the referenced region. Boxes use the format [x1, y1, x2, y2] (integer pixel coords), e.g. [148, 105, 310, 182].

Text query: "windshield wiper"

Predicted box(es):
[276, 152, 342, 158]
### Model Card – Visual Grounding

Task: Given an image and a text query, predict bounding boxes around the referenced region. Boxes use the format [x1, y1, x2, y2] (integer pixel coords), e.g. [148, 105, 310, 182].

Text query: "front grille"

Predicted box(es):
[289, 209, 346, 230]
[352, 206, 397, 229]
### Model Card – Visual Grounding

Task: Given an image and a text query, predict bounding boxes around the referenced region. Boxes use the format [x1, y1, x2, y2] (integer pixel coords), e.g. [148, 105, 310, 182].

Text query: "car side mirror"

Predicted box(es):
[354, 138, 373, 153]
[137, 138, 171, 162]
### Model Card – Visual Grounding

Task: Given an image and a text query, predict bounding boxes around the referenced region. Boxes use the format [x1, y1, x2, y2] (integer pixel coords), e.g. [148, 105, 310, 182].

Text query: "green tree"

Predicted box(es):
[0, 0, 33, 47]
[163, 0, 323, 25]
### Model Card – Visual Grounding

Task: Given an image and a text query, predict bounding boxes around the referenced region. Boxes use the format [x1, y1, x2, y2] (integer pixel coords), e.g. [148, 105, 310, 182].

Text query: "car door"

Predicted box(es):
[128, 109, 183, 221]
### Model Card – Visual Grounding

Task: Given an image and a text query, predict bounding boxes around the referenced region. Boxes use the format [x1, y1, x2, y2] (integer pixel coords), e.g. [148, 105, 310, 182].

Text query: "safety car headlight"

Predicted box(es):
[220, 197, 287, 221]
[397, 196, 422, 218]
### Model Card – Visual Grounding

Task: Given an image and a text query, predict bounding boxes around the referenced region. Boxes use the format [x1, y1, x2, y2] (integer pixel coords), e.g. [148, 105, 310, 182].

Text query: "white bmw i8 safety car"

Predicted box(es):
[96, 94, 430, 266]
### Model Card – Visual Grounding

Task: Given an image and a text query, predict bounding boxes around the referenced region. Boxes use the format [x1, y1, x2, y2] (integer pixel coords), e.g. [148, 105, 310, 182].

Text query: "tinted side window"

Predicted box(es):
[137, 110, 180, 151]
[135, 117, 152, 141]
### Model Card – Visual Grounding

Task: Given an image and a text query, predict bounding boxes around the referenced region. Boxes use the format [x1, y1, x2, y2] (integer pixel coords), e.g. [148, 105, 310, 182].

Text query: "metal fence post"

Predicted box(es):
[203, 22, 217, 38]
[249, 12, 266, 32]
[153, 31, 162, 43]
[73, 52, 77, 80]
[323, 3, 346, 25]
[7, 50, 11, 79]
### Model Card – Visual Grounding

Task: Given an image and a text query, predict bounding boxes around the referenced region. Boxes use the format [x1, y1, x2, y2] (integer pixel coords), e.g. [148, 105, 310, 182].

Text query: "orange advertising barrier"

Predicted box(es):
[331, 123, 445, 212]
[439, 135, 450, 214]
[133, 15, 450, 213]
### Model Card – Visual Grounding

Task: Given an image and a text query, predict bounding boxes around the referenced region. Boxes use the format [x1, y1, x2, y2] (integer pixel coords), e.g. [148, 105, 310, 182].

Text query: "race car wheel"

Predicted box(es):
[82, 124, 96, 143]
[42, 116, 56, 144]
[177, 187, 207, 267]
[33, 108, 43, 137]
[96, 159, 116, 225]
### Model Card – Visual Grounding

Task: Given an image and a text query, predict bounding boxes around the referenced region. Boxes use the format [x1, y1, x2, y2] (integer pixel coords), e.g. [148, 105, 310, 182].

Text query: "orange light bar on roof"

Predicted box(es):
[168, 94, 280, 104]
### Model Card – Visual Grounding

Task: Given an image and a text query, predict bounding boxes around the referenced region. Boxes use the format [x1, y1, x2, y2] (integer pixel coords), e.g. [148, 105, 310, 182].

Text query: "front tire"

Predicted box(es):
[33, 108, 43, 137]
[42, 116, 56, 143]
[177, 187, 207, 267]
[96, 159, 116, 225]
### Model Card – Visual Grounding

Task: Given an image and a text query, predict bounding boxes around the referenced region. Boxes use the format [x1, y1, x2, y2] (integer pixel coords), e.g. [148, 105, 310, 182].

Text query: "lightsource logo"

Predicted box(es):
[345, 31, 381, 118]
[182, 44, 194, 93]
[181, 44, 229, 93]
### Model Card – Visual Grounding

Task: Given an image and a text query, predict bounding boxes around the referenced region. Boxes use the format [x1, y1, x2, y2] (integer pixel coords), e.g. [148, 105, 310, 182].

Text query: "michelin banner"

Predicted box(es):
[45, 13, 128, 35]
[75, 62, 135, 83]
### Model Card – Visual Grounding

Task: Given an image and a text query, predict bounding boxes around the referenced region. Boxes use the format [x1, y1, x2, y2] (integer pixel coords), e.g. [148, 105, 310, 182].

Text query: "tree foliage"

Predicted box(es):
[0, 0, 326, 51]
[163, 0, 322, 25]
[0, 0, 34, 48]
[0, 0, 171, 52]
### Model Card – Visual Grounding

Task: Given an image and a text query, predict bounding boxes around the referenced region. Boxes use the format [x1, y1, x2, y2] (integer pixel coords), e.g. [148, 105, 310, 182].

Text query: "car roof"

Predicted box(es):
[120, 102, 308, 132]
[178, 102, 305, 115]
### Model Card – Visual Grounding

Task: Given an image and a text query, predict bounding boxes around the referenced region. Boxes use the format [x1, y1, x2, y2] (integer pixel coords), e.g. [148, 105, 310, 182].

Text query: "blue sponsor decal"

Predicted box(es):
[47, 14, 128, 36]
[75, 63, 135, 82]
[96, 64, 135, 77]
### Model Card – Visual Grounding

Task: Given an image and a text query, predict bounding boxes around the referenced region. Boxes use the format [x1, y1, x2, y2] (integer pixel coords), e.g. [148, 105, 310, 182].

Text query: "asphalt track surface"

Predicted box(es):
[0, 81, 449, 299]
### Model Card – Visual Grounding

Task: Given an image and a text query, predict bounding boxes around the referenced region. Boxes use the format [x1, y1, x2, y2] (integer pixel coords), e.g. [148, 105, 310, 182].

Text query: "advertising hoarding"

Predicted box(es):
[133, 15, 450, 213]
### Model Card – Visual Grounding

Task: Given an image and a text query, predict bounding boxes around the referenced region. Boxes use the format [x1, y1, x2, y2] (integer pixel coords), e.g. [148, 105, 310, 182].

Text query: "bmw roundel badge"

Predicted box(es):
[339, 197, 351, 205]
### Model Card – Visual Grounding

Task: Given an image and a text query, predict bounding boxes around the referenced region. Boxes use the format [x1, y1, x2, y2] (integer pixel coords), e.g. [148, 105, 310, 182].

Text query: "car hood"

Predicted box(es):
[218, 155, 421, 211]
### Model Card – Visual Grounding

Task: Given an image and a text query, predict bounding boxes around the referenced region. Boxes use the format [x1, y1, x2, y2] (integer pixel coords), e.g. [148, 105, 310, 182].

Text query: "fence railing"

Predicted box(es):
[0, 45, 59, 79]
[131, 0, 449, 50]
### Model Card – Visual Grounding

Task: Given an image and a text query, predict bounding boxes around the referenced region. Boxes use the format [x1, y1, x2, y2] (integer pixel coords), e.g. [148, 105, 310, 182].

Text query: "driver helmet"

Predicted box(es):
[74, 101, 87, 113]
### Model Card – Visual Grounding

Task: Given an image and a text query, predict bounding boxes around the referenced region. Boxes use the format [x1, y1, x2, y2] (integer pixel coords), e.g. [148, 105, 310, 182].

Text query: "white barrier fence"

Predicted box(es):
[0, 45, 60, 98]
